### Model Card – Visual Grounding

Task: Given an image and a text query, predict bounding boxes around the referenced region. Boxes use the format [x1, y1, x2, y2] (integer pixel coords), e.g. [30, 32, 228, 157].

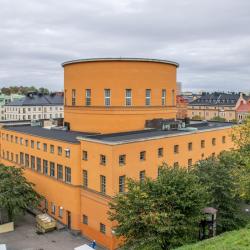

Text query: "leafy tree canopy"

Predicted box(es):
[0, 86, 50, 95]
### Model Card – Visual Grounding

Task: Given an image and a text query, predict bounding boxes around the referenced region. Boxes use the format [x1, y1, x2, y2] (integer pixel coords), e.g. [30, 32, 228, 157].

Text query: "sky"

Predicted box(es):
[0, 0, 250, 92]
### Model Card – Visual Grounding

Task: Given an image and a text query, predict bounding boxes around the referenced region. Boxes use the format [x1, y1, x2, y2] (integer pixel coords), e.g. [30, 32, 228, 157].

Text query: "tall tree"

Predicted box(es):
[109, 165, 208, 250]
[0, 164, 43, 221]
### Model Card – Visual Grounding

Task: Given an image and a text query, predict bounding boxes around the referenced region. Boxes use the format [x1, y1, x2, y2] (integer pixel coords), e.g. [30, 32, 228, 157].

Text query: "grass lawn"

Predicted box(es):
[176, 227, 250, 250]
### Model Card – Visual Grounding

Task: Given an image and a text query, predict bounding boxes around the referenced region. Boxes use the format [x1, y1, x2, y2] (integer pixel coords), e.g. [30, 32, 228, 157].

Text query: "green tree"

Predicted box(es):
[193, 153, 247, 234]
[38, 87, 50, 94]
[192, 115, 204, 120]
[210, 116, 226, 122]
[0, 164, 43, 221]
[109, 165, 208, 250]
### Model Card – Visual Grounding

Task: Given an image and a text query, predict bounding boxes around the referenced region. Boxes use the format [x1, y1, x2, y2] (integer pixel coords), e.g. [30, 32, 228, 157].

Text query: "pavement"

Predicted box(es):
[0, 213, 105, 250]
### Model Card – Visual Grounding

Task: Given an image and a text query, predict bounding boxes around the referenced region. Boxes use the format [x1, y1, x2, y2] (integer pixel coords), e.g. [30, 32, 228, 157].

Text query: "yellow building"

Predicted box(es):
[0, 58, 235, 249]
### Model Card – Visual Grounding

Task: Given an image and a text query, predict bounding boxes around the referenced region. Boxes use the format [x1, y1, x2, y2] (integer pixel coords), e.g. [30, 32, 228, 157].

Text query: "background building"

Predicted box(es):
[0, 58, 236, 249]
[176, 95, 188, 119]
[187, 92, 248, 121]
[4, 92, 64, 121]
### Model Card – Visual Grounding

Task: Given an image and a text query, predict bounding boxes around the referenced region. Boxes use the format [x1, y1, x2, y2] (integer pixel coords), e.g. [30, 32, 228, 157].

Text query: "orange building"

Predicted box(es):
[0, 58, 235, 249]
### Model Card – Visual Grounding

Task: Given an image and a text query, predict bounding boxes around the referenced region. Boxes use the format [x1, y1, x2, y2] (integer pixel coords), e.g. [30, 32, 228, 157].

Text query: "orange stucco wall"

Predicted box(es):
[63, 60, 177, 133]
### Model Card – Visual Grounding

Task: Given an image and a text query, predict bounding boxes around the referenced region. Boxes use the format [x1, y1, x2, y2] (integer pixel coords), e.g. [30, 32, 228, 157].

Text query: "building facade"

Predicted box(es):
[0, 58, 235, 249]
[187, 92, 248, 121]
[4, 92, 64, 121]
[236, 100, 250, 121]
[176, 95, 188, 119]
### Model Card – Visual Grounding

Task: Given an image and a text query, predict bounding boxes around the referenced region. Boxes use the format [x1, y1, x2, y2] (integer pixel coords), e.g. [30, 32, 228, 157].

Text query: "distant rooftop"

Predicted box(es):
[5, 93, 63, 106]
[62, 57, 179, 67]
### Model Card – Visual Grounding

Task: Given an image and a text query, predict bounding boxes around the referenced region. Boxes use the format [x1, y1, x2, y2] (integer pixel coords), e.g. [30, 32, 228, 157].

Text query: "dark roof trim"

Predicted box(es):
[62, 58, 179, 67]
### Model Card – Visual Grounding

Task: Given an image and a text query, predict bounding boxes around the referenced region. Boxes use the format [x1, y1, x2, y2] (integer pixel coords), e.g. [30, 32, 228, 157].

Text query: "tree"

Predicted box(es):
[192, 115, 204, 120]
[193, 153, 247, 234]
[210, 116, 226, 122]
[109, 165, 208, 250]
[0, 164, 43, 221]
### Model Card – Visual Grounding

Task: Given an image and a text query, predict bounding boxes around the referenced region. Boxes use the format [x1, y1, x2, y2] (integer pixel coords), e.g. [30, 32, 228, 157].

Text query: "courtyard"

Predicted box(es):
[0, 213, 105, 250]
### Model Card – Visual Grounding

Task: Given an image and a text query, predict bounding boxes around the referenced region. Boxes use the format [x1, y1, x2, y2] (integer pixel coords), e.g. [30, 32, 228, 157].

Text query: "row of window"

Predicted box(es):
[1, 150, 71, 184]
[82, 214, 106, 234]
[68, 88, 175, 107]
[82, 136, 226, 165]
[5, 113, 63, 120]
[5, 106, 63, 112]
[1, 133, 70, 158]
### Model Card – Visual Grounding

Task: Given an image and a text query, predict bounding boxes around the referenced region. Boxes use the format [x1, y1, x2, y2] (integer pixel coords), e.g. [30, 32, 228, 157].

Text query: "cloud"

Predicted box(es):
[0, 0, 249, 92]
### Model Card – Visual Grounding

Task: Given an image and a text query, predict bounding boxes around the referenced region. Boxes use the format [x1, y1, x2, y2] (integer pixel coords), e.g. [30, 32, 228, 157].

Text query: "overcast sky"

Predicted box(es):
[0, 0, 250, 92]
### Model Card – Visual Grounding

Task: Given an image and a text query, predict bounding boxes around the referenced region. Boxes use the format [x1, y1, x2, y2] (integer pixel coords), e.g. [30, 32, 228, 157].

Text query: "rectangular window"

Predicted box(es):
[222, 136, 226, 144]
[100, 175, 106, 194]
[37, 157, 41, 172]
[58, 146, 62, 156]
[158, 148, 163, 157]
[201, 140, 205, 148]
[59, 207, 63, 218]
[65, 149, 70, 158]
[20, 152, 24, 165]
[31, 156, 35, 170]
[119, 175, 125, 193]
[37, 141, 40, 150]
[100, 223, 106, 234]
[65, 167, 71, 183]
[212, 138, 216, 146]
[139, 170, 145, 182]
[119, 154, 126, 166]
[25, 139, 28, 147]
[82, 151, 88, 161]
[72, 89, 76, 106]
[188, 159, 192, 168]
[50, 145, 54, 153]
[15, 154, 18, 164]
[174, 145, 179, 154]
[31, 140, 34, 148]
[51, 203, 56, 214]
[172, 89, 175, 106]
[25, 154, 29, 167]
[43, 143, 47, 152]
[15, 136, 18, 143]
[162, 89, 166, 105]
[57, 164, 63, 180]
[50, 162, 55, 177]
[188, 142, 193, 151]
[43, 160, 48, 175]
[104, 89, 111, 106]
[83, 170, 88, 188]
[85, 89, 91, 106]
[140, 151, 146, 161]
[20, 137, 23, 145]
[145, 89, 151, 106]
[83, 215, 88, 225]
[125, 89, 132, 106]
[100, 154, 106, 165]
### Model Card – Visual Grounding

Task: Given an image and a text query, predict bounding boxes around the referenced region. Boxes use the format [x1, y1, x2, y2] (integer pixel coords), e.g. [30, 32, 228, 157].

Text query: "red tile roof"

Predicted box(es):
[237, 102, 250, 112]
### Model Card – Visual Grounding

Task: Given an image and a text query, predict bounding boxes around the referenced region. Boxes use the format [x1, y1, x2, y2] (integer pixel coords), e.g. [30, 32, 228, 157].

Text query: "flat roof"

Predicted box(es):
[80, 122, 232, 144]
[62, 57, 179, 67]
[3, 125, 96, 143]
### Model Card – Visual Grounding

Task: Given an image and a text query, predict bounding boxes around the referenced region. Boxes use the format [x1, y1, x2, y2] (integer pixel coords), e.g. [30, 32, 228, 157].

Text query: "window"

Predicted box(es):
[100, 223, 106, 234]
[43, 143, 47, 152]
[100, 175, 106, 194]
[51, 203, 56, 214]
[171, 89, 175, 106]
[201, 140, 205, 148]
[58, 146, 62, 155]
[188, 142, 193, 151]
[125, 89, 132, 106]
[100, 154, 106, 165]
[83, 170, 88, 188]
[140, 151, 146, 161]
[31, 140, 34, 148]
[31, 156, 35, 170]
[43, 160, 48, 175]
[174, 162, 179, 167]
[119, 155, 126, 166]
[188, 159, 192, 168]
[158, 148, 163, 157]
[15, 154, 18, 163]
[59, 207, 63, 218]
[20, 137, 23, 145]
[37, 157, 41, 172]
[174, 145, 179, 154]
[50, 145, 54, 153]
[139, 170, 145, 182]
[65, 167, 71, 183]
[50, 162, 55, 177]
[57, 164, 63, 180]
[65, 149, 70, 158]
[82, 151, 88, 161]
[161, 89, 166, 106]
[25, 139, 28, 147]
[145, 89, 151, 106]
[85, 89, 91, 106]
[37, 141, 40, 150]
[222, 136, 226, 144]
[104, 89, 111, 106]
[83, 215, 88, 225]
[72, 89, 76, 106]
[15, 136, 18, 143]
[212, 138, 216, 146]
[20, 152, 24, 165]
[25, 154, 29, 167]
